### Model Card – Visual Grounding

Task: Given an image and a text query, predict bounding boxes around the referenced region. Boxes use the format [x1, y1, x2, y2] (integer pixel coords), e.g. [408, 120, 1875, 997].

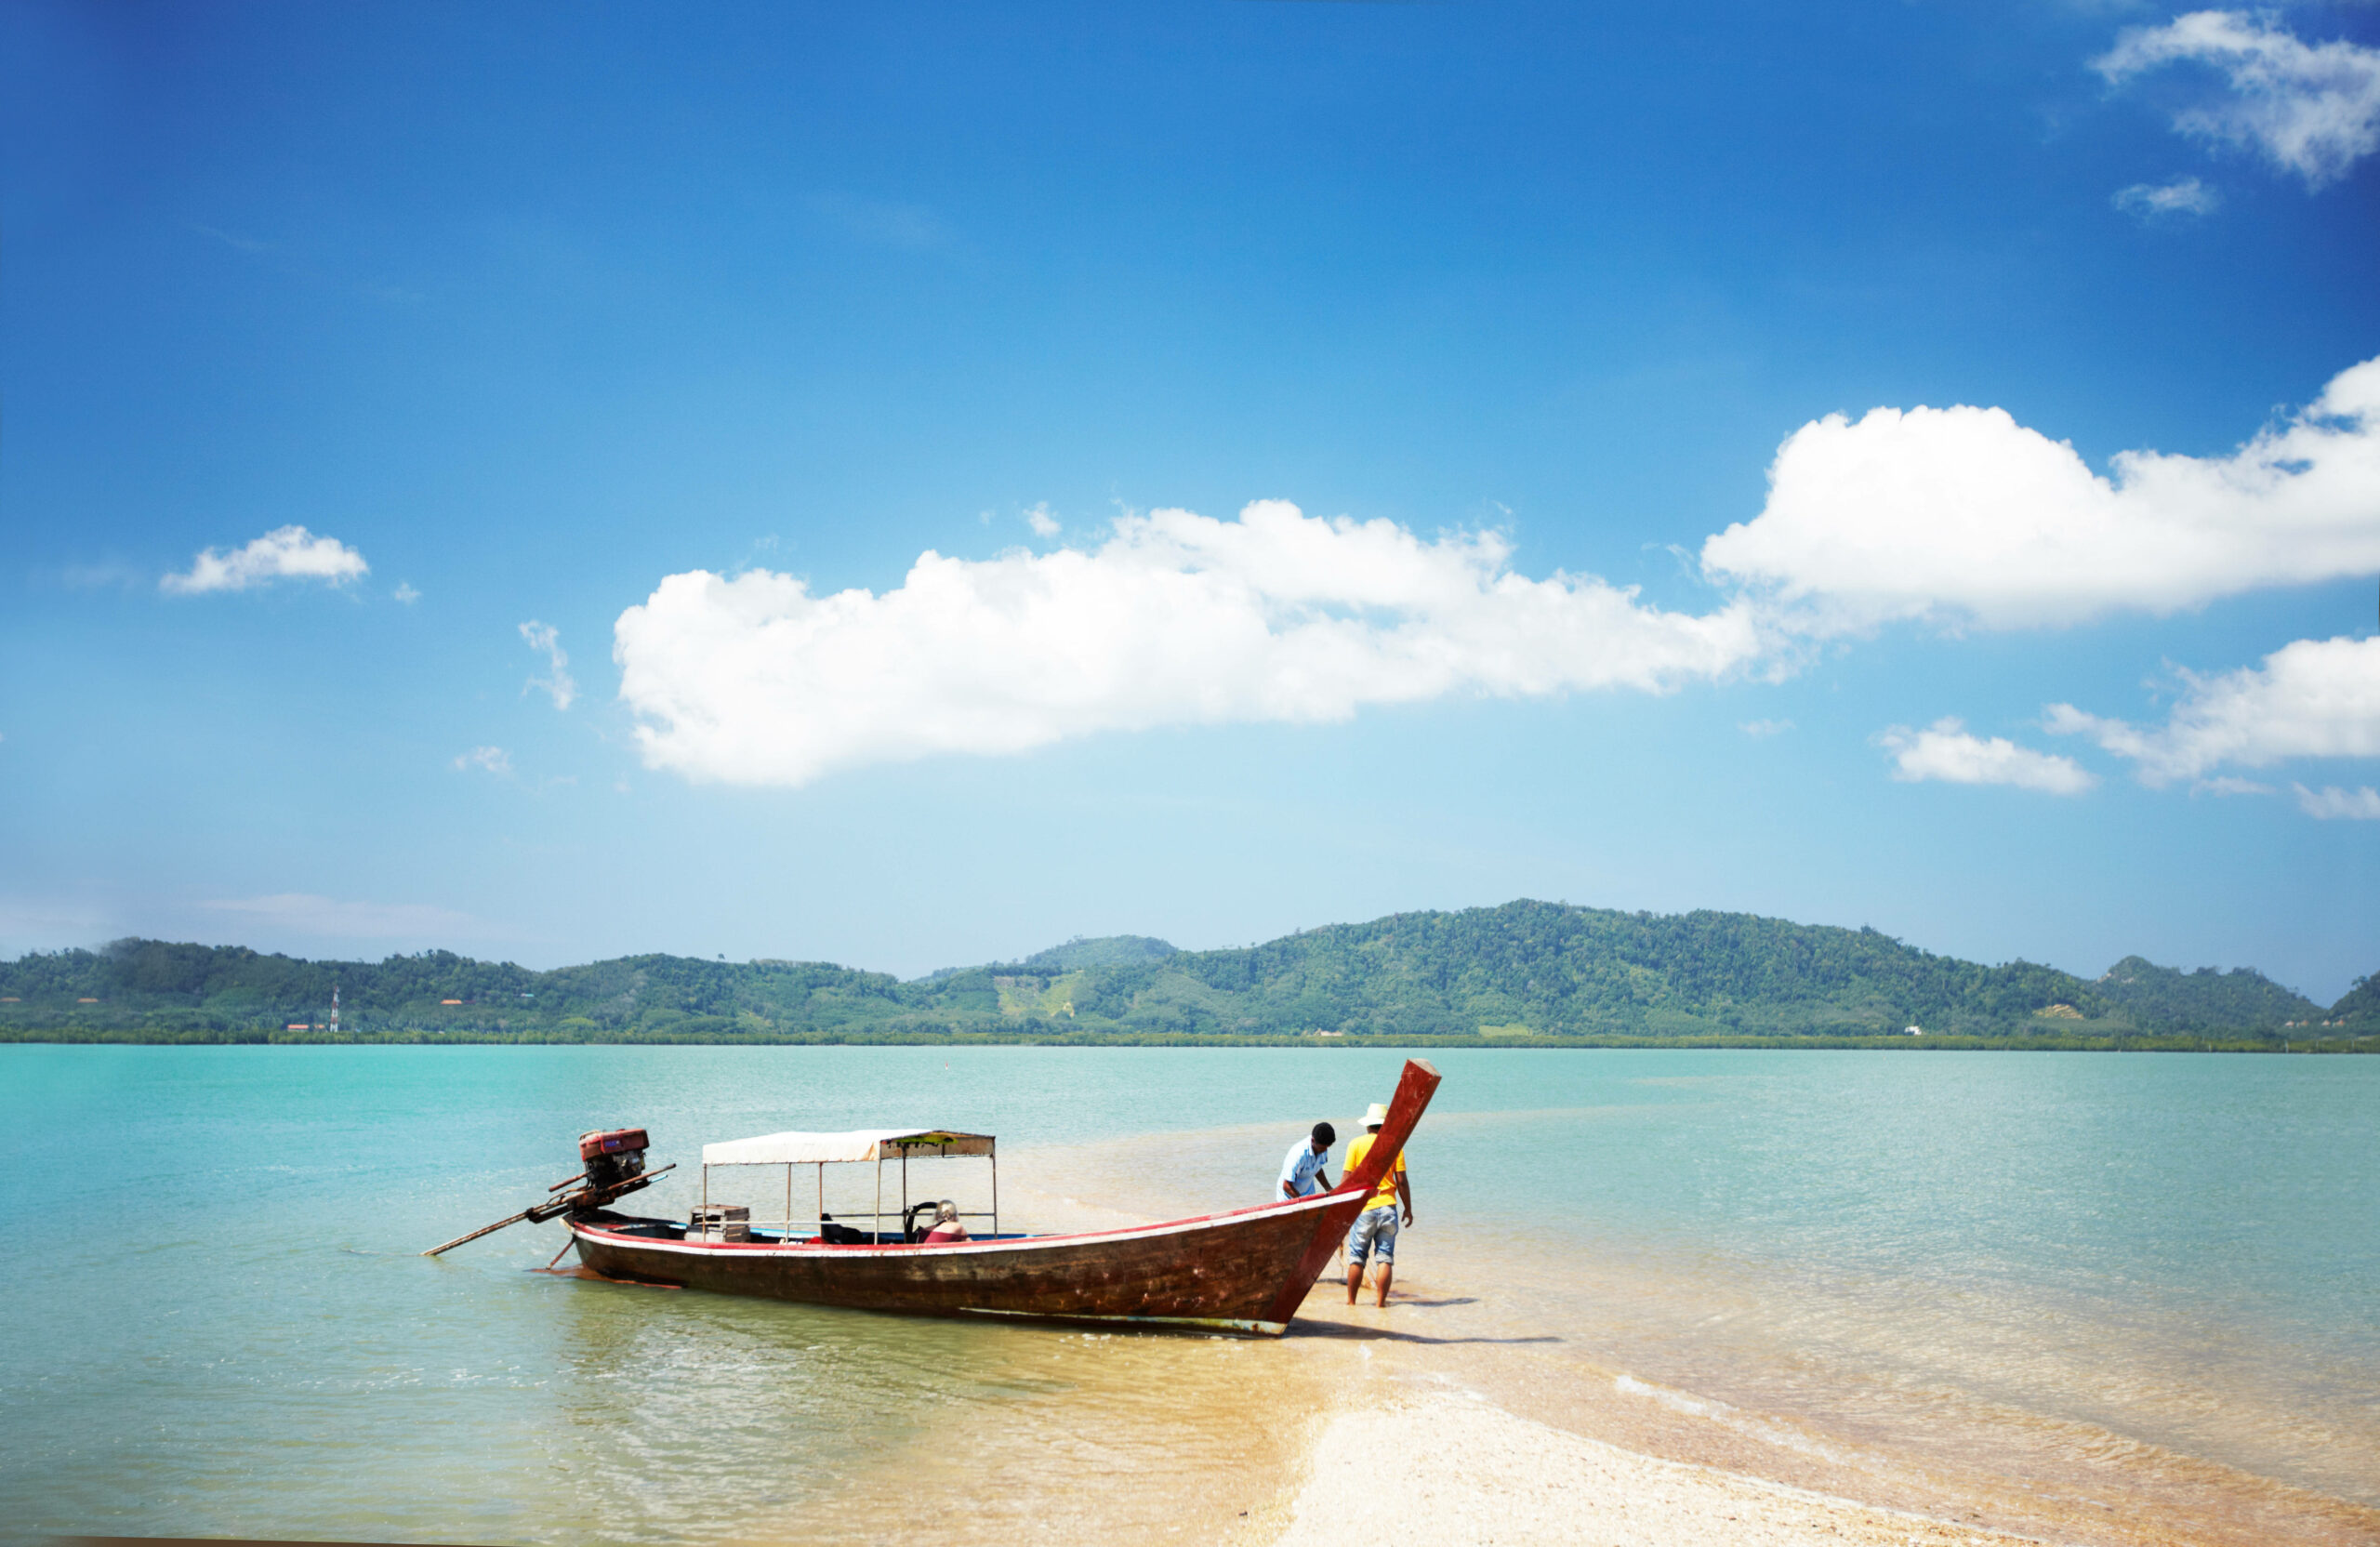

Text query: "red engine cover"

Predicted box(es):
[579, 1128, 650, 1161]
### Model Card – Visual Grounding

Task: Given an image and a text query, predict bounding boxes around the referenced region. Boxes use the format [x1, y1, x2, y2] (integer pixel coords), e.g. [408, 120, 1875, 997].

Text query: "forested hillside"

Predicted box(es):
[2090, 957, 2323, 1031]
[1, 900, 2366, 1045]
[2329, 974, 2379, 1025]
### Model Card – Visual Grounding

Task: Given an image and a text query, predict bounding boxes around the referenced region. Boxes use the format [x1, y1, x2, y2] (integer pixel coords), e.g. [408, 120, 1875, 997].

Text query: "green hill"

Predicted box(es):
[0, 900, 2365, 1046]
[2329, 975, 2379, 1025]
[2091, 956, 2323, 1032]
[1012, 934, 1179, 973]
[917, 933, 1176, 983]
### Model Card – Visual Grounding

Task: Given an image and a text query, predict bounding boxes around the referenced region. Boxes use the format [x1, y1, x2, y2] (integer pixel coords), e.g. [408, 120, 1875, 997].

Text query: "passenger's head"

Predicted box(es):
[1311, 1121, 1337, 1149]
[935, 1201, 959, 1224]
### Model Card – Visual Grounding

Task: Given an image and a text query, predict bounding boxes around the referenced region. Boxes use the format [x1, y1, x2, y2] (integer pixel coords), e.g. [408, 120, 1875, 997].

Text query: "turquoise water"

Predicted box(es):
[1, 1046, 2373, 1542]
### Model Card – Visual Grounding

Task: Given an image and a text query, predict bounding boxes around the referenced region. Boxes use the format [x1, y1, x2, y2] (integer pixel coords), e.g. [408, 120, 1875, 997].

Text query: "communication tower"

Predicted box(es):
[331, 984, 340, 1038]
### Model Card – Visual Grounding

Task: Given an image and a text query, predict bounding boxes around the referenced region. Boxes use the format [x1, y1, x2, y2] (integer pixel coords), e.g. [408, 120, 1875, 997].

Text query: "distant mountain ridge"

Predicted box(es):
[917, 933, 1177, 983]
[2090, 956, 2324, 1032]
[0, 901, 2368, 1044]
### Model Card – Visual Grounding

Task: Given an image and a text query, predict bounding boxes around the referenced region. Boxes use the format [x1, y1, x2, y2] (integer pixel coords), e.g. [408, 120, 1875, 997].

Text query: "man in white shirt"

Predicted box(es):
[1277, 1121, 1337, 1200]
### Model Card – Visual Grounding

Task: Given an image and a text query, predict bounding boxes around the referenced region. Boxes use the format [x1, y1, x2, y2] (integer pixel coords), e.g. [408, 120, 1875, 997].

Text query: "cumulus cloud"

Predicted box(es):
[520, 621, 576, 710]
[2113, 176, 2221, 217]
[2047, 634, 2380, 784]
[453, 746, 513, 775]
[1700, 355, 2380, 633]
[161, 525, 369, 595]
[2096, 11, 2380, 189]
[1025, 503, 1063, 538]
[2294, 783, 2380, 819]
[393, 583, 421, 604]
[203, 893, 483, 941]
[1740, 719, 1794, 738]
[614, 499, 1766, 787]
[1877, 719, 2097, 795]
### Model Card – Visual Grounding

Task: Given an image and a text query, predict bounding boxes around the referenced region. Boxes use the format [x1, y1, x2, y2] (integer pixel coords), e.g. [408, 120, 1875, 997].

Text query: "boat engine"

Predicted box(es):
[578, 1128, 649, 1191]
[422, 1127, 673, 1256]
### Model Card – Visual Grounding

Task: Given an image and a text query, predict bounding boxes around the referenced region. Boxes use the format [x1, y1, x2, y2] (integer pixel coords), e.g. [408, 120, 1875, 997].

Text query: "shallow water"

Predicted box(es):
[1, 1046, 2373, 1543]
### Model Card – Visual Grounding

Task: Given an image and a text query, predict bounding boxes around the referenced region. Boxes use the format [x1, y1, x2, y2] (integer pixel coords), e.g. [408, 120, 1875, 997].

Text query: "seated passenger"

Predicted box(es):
[817, 1212, 870, 1245]
[920, 1201, 969, 1243]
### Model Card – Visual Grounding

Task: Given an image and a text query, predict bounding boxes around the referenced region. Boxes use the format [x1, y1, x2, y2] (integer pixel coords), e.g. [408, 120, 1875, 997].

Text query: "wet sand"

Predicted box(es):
[1276, 1389, 2048, 1547]
[1266, 1263, 2379, 1547]
[945, 1126, 2380, 1547]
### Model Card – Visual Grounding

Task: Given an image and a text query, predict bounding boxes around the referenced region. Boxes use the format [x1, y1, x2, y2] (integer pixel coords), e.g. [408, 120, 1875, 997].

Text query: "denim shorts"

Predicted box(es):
[1345, 1205, 1399, 1265]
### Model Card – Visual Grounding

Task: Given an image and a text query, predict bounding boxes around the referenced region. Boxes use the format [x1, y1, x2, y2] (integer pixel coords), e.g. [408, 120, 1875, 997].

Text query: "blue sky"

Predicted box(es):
[3, 1, 2375, 997]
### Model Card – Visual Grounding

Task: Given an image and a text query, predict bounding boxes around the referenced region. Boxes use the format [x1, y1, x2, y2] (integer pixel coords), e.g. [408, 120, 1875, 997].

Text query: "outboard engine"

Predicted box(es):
[423, 1127, 672, 1256]
[579, 1128, 649, 1191]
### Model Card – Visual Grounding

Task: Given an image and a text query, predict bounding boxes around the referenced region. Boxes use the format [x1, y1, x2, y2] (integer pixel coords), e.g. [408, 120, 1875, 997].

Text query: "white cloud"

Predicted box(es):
[614, 499, 1766, 787]
[2113, 176, 2221, 217]
[520, 621, 576, 710]
[453, 746, 513, 775]
[202, 893, 483, 941]
[1877, 719, 2097, 795]
[1025, 503, 1063, 538]
[1700, 355, 2380, 633]
[161, 525, 369, 595]
[2194, 775, 2274, 797]
[393, 582, 421, 604]
[2047, 634, 2380, 784]
[1740, 718, 1794, 737]
[61, 562, 143, 590]
[2294, 783, 2380, 820]
[2096, 11, 2380, 189]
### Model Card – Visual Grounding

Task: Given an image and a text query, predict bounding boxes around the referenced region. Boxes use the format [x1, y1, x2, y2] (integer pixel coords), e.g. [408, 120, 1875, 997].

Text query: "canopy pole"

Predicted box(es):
[786, 1163, 793, 1239]
[875, 1154, 883, 1241]
[901, 1148, 909, 1232]
[816, 1162, 824, 1233]
[991, 1145, 999, 1236]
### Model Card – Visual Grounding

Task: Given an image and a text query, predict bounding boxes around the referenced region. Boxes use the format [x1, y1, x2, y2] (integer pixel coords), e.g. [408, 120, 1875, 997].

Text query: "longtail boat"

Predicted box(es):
[560, 1058, 1440, 1335]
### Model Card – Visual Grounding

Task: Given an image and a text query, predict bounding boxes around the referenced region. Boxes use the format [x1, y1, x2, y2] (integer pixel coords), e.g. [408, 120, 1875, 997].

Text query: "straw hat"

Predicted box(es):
[1363, 1102, 1389, 1127]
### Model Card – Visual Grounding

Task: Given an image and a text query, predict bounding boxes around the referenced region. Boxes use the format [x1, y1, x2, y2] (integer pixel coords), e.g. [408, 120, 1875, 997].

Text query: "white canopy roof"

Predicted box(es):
[701, 1128, 996, 1166]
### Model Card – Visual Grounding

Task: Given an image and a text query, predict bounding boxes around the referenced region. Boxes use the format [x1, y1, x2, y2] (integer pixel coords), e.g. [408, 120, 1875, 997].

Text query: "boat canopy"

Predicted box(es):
[701, 1129, 996, 1167]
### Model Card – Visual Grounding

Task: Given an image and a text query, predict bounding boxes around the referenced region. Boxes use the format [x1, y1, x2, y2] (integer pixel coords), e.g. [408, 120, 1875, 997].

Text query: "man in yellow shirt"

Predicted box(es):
[1341, 1101, 1413, 1307]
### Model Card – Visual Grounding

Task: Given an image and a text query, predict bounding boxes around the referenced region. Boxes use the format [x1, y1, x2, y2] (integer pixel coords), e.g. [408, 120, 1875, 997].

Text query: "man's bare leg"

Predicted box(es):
[1345, 1261, 1364, 1303]
[1374, 1263, 1394, 1307]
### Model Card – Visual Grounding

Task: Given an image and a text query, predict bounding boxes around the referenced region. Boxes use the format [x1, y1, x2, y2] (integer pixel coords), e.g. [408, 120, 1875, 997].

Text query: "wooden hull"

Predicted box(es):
[572, 1189, 1359, 1334]
[569, 1057, 1442, 1335]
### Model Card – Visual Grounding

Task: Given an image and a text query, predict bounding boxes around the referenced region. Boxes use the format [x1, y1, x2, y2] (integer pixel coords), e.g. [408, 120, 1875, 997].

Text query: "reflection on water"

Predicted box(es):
[2, 1046, 2374, 1546]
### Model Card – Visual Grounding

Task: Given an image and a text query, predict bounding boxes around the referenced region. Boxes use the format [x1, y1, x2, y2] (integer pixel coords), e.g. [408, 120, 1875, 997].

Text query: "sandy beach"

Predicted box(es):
[958, 1117, 2380, 1547]
[1272, 1392, 2045, 1547]
[1236, 1269, 2380, 1547]
[1251, 1282, 2052, 1547]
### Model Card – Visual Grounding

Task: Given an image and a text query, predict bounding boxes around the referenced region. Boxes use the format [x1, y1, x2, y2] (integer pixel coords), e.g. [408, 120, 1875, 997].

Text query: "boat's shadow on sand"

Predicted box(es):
[1290, 1303, 1560, 1346]
[1289, 1293, 1564, 1345]
[1292, 1324, 1562, 1345]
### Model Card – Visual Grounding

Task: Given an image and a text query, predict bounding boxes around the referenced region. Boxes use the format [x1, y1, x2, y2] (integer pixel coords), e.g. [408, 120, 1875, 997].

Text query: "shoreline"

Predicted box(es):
[3, 1031, 2359, 1053]
[1269, 1388, 2053, 1547]
[987, 1108, 2380, 1547]
[1252, 1267, 2380, 1547]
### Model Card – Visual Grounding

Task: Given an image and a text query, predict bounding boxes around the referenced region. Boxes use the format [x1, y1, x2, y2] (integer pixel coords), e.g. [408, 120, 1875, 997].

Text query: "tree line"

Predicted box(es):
[2, 900, 2369, 1045]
